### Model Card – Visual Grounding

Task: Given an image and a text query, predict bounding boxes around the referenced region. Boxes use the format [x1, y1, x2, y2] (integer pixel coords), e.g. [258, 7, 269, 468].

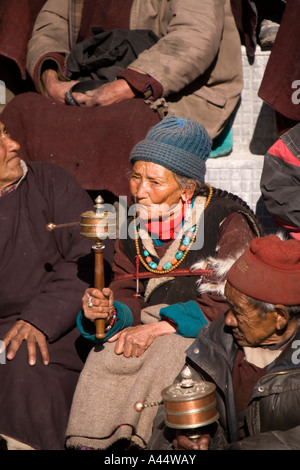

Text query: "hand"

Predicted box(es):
[73, 79, 135, 107]
[109, 321, 176, 358]
[173, 431, 210, 450]
[42, 69, 78, 103]
[82, 287, 114, 324]
[1, 320, 49, 366]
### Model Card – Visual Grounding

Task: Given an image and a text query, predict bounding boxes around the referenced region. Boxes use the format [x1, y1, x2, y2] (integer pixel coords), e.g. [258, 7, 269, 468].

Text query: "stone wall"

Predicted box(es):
[206, 46, 279, 233]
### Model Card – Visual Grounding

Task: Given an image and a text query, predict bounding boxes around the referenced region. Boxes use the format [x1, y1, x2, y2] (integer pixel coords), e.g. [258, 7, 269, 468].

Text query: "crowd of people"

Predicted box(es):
[0, 0, 300, 453]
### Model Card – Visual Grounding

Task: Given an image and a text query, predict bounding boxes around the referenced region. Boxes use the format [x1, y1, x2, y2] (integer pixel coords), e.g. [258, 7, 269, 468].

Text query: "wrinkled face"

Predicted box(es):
[224, 282, 280, 347]
[129, 161, 185, 219]
[0, 122, 22, 191]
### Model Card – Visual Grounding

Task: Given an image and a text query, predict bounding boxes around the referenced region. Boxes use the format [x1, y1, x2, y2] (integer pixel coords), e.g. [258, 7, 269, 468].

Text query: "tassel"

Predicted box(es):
[133, 255, 142, 298]
[184, 192, 192, 222]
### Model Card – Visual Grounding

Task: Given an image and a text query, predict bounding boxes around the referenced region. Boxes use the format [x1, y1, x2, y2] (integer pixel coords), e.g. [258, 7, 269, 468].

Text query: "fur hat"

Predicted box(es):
[129, 116, 211, 183]
[227, 235, 300, 305]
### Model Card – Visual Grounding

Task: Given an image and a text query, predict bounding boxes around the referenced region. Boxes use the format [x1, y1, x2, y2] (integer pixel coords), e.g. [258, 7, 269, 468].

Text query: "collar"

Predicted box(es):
[0, 160, 28, 197]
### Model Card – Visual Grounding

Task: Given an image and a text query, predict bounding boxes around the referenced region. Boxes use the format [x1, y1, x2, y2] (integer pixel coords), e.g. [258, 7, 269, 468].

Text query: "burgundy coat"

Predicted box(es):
[0, 162, 94, 449]
[258, 0, 300, 133]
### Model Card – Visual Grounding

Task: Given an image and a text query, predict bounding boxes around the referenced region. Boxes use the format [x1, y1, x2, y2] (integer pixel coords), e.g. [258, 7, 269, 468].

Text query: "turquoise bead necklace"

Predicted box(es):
[134, 184, 213, 275]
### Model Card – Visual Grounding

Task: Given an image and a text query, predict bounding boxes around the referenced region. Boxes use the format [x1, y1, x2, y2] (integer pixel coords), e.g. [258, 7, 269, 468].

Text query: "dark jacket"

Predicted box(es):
[149, 316, 300, 450]
[260, 122, 300, 238]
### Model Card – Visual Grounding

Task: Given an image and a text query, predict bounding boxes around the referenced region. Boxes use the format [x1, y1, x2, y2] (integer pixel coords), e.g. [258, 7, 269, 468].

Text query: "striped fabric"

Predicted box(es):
[260, 123, 300, 238]
[0, 183, 18, 198]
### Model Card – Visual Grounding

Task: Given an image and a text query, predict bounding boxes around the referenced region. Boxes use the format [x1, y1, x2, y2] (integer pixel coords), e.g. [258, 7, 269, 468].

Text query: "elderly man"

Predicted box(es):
[0, 121, 95, 450]
[149, 235, 300, 450]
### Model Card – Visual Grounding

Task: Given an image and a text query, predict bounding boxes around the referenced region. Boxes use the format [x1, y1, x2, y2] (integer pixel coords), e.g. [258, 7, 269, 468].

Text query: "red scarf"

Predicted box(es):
[145, 204, 186, 241]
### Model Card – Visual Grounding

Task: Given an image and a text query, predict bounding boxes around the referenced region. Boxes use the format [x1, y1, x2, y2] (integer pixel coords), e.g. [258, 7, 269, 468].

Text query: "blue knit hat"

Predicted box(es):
[129, 116, 211, 183]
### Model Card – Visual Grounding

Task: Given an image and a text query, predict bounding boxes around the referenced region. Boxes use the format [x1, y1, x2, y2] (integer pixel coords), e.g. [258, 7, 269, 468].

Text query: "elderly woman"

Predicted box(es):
[65, 116, 262, 450]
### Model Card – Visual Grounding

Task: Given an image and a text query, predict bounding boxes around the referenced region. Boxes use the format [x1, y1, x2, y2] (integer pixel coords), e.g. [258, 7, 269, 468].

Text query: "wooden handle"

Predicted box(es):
[95, 317, 106, 339]
[94, 246, 106, 339]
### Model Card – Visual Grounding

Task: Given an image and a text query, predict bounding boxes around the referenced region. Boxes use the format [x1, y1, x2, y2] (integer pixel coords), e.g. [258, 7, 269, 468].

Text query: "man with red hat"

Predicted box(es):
[149, 234, 300, 450]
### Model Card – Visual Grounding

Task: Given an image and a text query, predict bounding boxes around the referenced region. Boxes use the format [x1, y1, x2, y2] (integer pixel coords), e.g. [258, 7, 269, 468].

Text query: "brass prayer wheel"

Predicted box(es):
[80, 196, 116, 241]
[80, 196, 116, 339]
[46, 195, 116, 340]
[161, 367, 219, 430]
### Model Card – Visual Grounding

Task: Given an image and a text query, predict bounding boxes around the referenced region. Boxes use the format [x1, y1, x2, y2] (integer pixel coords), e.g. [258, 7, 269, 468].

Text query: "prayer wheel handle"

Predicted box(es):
[47, 195, 117, 340]
[92, 242, 106, 339]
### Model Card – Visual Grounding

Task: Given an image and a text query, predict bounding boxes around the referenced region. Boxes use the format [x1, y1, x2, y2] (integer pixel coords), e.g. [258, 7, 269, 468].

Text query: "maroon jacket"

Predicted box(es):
[0, 161, 94, 450]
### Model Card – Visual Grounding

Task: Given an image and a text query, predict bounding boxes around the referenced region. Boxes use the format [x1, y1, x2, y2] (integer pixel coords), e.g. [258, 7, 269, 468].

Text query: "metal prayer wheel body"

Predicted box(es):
[161, 379, 219, 430]
[46, 196, 116, 340]
[80, 197, 116, 339]
[80, 209, 116, 241]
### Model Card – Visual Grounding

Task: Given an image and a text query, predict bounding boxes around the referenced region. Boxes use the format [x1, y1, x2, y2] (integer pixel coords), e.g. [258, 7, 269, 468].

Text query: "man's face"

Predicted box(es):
[224, 282, 280, 347]
[0, 122, 22, 191]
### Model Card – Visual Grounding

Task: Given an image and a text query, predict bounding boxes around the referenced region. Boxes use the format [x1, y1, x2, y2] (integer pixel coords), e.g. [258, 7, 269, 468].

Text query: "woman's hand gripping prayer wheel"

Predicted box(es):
[83, 286, 176, 357]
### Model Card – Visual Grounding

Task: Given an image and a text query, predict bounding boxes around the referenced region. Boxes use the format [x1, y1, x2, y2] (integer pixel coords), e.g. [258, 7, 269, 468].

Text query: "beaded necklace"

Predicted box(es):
[134, 184, 213, 275]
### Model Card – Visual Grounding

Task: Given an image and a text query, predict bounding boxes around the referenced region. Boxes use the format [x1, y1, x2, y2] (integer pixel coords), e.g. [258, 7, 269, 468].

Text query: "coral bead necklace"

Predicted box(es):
[134, 184, 213, 275]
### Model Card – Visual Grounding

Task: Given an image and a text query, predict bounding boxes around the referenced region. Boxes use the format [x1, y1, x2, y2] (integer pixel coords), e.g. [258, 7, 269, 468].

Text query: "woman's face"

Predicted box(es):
[0, 122, 22, 191]
[129, 161, 185, 218]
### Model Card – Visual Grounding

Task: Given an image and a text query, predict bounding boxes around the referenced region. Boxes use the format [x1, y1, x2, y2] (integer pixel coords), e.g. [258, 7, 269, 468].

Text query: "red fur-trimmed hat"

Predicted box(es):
[227, 235, 300, 305]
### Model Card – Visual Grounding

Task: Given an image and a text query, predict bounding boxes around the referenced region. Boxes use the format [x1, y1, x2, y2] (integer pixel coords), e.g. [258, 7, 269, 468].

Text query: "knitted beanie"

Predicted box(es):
[129, 116, 211, 183]
[227, 235, 300, 305]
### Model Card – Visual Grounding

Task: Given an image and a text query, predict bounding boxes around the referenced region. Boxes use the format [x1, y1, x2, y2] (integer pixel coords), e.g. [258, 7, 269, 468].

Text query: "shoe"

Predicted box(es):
[259, 19, 280, 50]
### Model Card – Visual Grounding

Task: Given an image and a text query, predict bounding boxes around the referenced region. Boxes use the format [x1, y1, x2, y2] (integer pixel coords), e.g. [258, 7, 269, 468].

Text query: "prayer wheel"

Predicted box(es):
[80, 197, 116, 241]
[80, 196, 116, 339]
[161, 366, 219, 430]
[46, 195, 116, 339]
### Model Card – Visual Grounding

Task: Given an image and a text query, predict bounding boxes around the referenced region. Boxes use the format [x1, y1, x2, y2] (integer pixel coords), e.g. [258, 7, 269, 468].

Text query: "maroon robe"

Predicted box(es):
[0, 162, 95, 449]
[0, 0, 160, 194]
[258, 0, 300, 134]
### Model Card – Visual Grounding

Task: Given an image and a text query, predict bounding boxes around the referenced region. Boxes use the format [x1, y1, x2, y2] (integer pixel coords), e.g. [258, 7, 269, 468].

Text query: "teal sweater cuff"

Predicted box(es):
[159, 300, 207, 338]
[76, 301, 133, 343]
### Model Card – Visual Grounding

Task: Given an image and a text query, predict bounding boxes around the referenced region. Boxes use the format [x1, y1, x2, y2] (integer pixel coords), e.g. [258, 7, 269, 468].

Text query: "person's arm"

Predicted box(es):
[129, 0, 225, 96]
[108, 319, 176, 358]
[73, 69, 163, 107]
[117, 68, 163, 101]
[226, 427, 300, 450]
[26, 0, 76, 97]
[74, 0, 226, 106]
[39, 66, 79, 103]
[20, 164, 94, 343]
[73, 79, 136, 107]
[1, 320, 50, 366]
[76, 287, 134, 343]
[76, 237, 147, 342]
[76, 238, 176, 354]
